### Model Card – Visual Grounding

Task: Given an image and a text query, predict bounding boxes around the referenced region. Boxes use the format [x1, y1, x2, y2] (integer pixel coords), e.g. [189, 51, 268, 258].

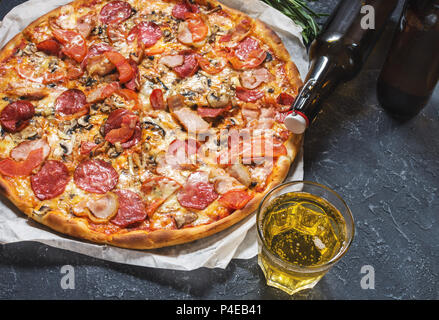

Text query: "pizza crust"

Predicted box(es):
[0, 0, 304, 249]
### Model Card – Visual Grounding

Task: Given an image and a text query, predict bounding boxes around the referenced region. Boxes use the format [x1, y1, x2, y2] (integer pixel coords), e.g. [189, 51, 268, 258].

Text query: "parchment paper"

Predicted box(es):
[0, 0, 308, 271]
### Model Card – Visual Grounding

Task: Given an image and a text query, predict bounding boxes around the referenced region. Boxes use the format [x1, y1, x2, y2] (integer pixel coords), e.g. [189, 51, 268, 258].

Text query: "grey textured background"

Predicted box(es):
[1, 0, 438, 300]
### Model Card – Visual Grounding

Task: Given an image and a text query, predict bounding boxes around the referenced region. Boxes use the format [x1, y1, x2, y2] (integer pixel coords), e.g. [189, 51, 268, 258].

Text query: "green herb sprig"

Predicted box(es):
[261, 0, 323, 44]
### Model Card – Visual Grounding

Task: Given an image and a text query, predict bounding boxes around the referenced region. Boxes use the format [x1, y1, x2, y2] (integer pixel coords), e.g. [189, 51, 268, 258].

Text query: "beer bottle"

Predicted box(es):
[285, 0, 399, 134]
[377, 0, 439, 119]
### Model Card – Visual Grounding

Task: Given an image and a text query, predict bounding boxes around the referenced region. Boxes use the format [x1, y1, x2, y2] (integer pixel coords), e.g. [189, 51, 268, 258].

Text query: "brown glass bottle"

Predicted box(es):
[285, 0, 399, 134]
[377, 0, 439, 119]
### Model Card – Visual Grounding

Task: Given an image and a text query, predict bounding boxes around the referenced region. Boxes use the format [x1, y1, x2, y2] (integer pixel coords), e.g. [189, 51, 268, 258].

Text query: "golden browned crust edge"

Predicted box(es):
[0, 0, 304, 249]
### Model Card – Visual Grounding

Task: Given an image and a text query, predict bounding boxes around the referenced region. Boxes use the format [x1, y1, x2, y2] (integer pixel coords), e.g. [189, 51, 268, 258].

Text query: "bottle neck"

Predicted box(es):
[292, 56, 342, 124]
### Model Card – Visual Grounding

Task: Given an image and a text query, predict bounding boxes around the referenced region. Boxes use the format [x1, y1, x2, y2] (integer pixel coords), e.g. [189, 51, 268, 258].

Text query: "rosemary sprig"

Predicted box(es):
[261, 0, 323, 44]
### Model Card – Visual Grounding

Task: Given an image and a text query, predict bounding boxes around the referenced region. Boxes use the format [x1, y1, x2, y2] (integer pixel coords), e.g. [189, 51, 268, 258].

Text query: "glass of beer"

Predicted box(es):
[256, 181, 355, 295]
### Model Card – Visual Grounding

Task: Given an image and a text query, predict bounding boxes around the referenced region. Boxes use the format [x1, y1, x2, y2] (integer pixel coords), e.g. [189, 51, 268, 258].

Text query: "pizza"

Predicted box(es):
[0, 0, 303, 249]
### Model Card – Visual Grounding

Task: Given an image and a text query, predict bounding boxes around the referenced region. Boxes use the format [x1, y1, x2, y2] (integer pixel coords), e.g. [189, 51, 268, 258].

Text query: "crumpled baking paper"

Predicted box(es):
[0, 0, 308, 270]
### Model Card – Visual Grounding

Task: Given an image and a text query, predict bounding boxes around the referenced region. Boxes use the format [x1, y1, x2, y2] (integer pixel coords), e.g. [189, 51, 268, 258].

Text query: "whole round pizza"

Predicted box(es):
[0, 0, 303, 249]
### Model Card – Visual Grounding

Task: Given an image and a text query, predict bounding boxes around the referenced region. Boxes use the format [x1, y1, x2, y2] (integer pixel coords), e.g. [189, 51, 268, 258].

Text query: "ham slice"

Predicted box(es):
[173, 107, 210, 133]
[213, 175, 246, 195]
[86, 192, 119, 221]
[159, 55, 184, 68]
[240, 68, 273, 89]
[10, 138, 50, 162]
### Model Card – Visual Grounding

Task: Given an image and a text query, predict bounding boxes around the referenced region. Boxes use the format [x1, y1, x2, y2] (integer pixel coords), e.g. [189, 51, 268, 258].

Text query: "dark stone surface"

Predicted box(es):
[1, 0, 438, 300]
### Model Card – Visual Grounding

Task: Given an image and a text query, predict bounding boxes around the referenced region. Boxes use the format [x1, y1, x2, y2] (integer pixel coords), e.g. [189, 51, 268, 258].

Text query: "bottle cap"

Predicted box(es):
[284, 111, 309, 134]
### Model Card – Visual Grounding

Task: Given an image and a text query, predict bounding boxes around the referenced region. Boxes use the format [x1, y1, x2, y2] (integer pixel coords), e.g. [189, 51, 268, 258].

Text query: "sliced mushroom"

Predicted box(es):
[77, 115, 91, 128]
[174, 212, 198, 229]
[227, 163, 252, 187]
[207, 92, 230, 108]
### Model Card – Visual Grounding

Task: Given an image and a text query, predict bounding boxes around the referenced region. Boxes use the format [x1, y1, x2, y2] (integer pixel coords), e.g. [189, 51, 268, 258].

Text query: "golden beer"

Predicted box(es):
[257, 182, 354, 295]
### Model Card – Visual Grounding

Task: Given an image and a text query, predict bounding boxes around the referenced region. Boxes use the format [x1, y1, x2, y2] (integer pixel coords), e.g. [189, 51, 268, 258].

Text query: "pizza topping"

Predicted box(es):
[74, 159, 119, 194]
[195, 55, 226, 74]
[104, 51, 135, 83]
[80, 141, 99, 155]
[127, 21, 162, 48]
[103, 108, 137, 143]
[86, 192, 119, 222]
[174, 212, 198, 229]
[30, 160, 70, 200]
[219, 18, 252, 45]
[213, 175, 246, 195]
[105, 112, 138, 144]
[173, 52, 199, 78]
[241, 136, 287, 162]
[54, 89, 89, 118]
[173, 107, 210, 133]
[227, 163, 252, 187]
[86, 82, 120, 103]
[111, 189, 147, 227]
[124, 60, 140, 91]
[159, 54, 184, 68]
[51, 27, 88, 63]
[0, 101, 35, 133]
[149, 88, 166, 110]
[85, 54, 115, 77]
[197, 106, 230, 118]
[99, 1, 133, 25]
[235, 87, 264, 102]
[227, 37, 267, 70]
[277, 92, 295, 106]
[218, 190, 253, 210]
[206, 92, 230, 108]
[184, 13, 209, 43]
[177, 15, 208, 46]
[0, 148, 44, 177]
[177, 171, 218, 210]
[76, 14, 96, 39]
[81, 43, 113, 69]
[10, 138, 50, 162]
[165, 138, 200, 168]
[240, 67, 273, 89]
[141, 176, 182, 216]
[241, 103, 260, 124]
[36, 38, 62, 57]
[254, 108, 275, 129]
[172, 0, 199, 20]
[166, 94, 185, 112]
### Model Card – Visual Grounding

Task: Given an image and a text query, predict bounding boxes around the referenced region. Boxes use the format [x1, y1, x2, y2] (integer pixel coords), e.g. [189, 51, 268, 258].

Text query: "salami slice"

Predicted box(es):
[127, 21, 162, 48]
[54, 89, 88, 117]
[173, 52, 199, 78]
[276, 93, 295, 106]
[30, 160, 70, 200]
[111, 189, 147, 227]
[0, 101, 35, 133]
[100, 1, 133, 25]
[172, 0, 199, 20]
[74, 159, 119, 194]
[177, 171, 218, 210]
